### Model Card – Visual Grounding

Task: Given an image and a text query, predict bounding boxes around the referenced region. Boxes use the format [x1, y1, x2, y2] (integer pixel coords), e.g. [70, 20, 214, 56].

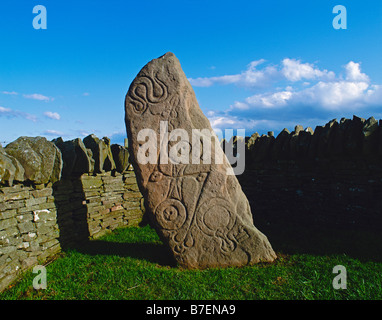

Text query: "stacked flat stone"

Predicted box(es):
[0, 183, 60, 291]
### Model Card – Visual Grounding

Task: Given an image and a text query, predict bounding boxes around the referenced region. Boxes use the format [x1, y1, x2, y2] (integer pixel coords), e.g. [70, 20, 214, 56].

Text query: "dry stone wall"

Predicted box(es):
[234, 115, 382, 235]
[2, 114, 382, 290]
[82, 171, 144, 239]
[0, 135, 144, 292]
[0, 183, 60, 292]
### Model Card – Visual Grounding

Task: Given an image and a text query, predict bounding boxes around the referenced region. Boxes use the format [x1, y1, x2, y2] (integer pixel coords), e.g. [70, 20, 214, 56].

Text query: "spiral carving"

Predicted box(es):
[128, 73, 168, 114]
[155, 198, 187, 230]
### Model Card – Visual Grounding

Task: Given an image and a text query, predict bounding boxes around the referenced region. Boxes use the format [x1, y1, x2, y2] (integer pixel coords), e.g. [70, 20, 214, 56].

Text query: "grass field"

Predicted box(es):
[1, 225, 381, 300]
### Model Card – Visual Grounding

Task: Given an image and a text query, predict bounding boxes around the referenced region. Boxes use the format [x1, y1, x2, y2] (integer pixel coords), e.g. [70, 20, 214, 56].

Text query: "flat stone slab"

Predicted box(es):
[125, 52, 276, 268]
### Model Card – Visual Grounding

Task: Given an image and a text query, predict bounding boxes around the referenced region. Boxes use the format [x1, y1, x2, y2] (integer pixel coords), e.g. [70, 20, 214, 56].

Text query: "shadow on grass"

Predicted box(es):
[52, 177, 176, 267]
[52, 175, 382, 265]
[258, 221, 382, 262]
[68, 240, 177, 267]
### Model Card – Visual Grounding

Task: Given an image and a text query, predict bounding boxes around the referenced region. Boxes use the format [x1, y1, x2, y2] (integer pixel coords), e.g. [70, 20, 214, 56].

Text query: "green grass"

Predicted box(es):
[1, 225, 381, 300]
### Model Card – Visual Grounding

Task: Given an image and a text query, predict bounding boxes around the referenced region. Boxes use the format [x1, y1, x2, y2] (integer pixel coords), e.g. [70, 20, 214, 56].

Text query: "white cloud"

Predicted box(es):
[208, 114, 300, 134]
[293, 81, 370, 110]
[231, 101, 250, 110]
[44, 111, 61, 120]
[82, 92, 90, 96]
[235, 80, 371, 111]
[209, 116, 241, 128]
[245, 90, 294, 108]
[23, 93, 53, 102]
[43, 129, 64, 136]
[189, 58, 338, 89]
[186, 57, 381, 139]
[3, 91, 56, 101]
[344, 61, 369, 82]
[0, 106, 12, 113]
[21, 113, 38, 122]
[281, 58, 335, 82]
[189, 59, 278, 88]
[2, 91, 18, 95]
[188, 74, 241, 87]
[221, 59, 380, 115]
[78, 130, 91, 137]
[364, 84, 382, 105]
[0, 105, 37, 122]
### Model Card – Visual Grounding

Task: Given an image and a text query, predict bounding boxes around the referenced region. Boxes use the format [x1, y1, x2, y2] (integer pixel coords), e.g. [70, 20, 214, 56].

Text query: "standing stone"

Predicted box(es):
[343, 116, 365, 156]
[53, 137, 76, 177]
[297, 129, 313, 158]
[253, 134, 274, 162]
[362, 116, 379, 157]
[111, 144, 129, 173]
[83, 135, 115, 173]
[271, 128, 290, 160]
[125, 52, 276, 268]
[53, 137, 95, 176]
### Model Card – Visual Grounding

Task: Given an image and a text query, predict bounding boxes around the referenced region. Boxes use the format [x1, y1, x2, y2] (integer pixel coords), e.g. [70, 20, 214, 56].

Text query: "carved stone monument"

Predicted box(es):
[125, 52, 276, 268]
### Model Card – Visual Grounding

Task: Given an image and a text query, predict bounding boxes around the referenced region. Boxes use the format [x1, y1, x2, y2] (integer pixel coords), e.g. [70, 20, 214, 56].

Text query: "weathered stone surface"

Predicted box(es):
[253, 134, 274, 162]
[53, 137, 94, 175]
[246, 132, 260, 151]
[271, 128, 290, 160]
[308, 125, 324, 158]
[343, 116, 365, 156]
[289, 127, 302, 159]
[125, 52, 276, 268]
[0, 145, 25, 186]
[317, 119, 337, 157]
[4, 137, 62, 184]
[0, 153, 17, 186]
[362, 116, 379, 157]
[7, 154, 25, 183]
[245, 132, 260, 165]
[297, 129, 313, 157]
[111, 144, 129, 173]
[83, 135, 115, 173]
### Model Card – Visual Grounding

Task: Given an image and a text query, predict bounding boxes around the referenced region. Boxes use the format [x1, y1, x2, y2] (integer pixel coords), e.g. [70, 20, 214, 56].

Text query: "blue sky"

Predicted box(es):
[1, 0, 381, 145]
